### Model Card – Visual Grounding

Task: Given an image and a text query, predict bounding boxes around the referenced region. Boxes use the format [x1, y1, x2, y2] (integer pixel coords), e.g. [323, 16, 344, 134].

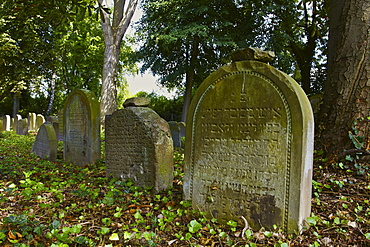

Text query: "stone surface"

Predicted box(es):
[105, 105, 174, 192]
[58, 108, 64, 141]
[168, 121, 186, 148]
[123, 97, 150, 107]
[13, 114, 21, 131]
[184, 58, 314, 233]
[28, 113, 37, 131]
[63, 89, 100, 166]
[3, 115, 11, 131]
[31, 123, 58, 161]
[231, 47, 276, 63]
[36, 114, 45, 130]
[17, 118, 28, 135]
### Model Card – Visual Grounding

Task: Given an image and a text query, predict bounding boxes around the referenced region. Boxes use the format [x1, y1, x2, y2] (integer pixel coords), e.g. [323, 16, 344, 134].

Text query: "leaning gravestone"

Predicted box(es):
[17, 118, 28, 135]
[63, 89, 100, 166]
[3, 115, 11, 131]
[184, 48, 314, 233]
[105, 97, 174, 192]
[31, 123, 57, 161]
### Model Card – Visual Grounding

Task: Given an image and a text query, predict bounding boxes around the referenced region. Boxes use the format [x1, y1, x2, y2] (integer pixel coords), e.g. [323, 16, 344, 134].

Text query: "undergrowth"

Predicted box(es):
[0, 131, 369, 246]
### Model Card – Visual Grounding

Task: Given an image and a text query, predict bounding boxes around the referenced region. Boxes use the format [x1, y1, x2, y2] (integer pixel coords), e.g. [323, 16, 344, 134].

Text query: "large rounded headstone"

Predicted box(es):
[184, 49, 314, 233]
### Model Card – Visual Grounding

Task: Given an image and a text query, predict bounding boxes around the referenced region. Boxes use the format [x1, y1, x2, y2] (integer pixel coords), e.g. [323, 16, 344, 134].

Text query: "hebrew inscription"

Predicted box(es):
[188, 71, 292, 230]
[63, 89, 100, 166]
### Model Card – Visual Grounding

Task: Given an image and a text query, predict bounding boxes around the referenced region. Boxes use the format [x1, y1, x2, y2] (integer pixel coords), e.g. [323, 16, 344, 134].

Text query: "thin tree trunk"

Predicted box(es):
[319, 0, 370, 155]
[181, 41, 199, 123]
[46, 73, 56, 116]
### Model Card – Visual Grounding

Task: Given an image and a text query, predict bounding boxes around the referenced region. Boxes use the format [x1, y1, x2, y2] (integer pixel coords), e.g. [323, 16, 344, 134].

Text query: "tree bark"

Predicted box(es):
[319, 0, 370, 155]
[98, 0, 138, 124]
[181, 41, 199, 123]
[46, 73, 56, 116]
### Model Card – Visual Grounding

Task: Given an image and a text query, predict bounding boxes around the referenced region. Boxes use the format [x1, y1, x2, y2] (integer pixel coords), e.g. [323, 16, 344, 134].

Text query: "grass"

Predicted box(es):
[0, 131, 369, 246]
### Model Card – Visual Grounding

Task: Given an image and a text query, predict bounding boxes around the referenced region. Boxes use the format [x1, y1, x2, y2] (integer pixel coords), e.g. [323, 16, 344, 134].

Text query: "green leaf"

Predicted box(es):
[188, 220, 202, 233]
[365, 233, 370, 239]
[334, 217, 340, 225]
[264, 231, 273, 237]
[109, 233, 119, 241]
[306, 217, 317, 226]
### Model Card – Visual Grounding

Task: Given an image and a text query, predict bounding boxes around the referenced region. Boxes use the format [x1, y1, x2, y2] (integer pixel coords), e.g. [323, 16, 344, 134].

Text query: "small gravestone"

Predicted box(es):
[31, 123, 58, 161]
[28, 113, 37, 131]
[47, 116, 60, 140]
[36, 114, 45, 130]
[63, 89, 100, 166]
[13, 114, 21, 131]
[184, 48, 314, 233]
[3, 115, 11, 131]
[105, 97, 173, 192]
[17, 118, 28, 135]
[58, 108, 64, 141]
[168, 121, 186, 148]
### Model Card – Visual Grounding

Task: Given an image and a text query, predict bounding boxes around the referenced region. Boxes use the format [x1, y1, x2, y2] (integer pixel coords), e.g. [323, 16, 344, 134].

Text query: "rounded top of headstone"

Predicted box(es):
[123, 97, 150, 108]
[231, 47, 275, 63]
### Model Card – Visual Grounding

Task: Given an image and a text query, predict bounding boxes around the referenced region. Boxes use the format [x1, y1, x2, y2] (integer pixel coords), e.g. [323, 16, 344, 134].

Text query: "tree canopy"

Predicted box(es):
[136, 0, 329, 121]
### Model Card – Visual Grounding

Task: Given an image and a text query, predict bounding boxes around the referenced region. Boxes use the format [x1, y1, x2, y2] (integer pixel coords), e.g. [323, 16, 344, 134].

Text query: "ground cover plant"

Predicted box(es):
[0, 131, 369, 246]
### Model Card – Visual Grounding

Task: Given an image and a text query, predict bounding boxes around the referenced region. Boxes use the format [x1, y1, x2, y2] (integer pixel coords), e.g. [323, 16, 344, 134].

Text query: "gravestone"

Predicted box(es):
[63, 89, 100, 166]
[3, 115, 11, 131]
[105, 97, 173, 192]
[17, 118, 28, 135]
[168, 121, 186, 148]
[58, 108, 64, 141]
[28, 113, 37, 131]
[13, 114, 21, 131]
[184, 48, 314, 233]
[31, 123, 57, 161]
[36, 114, 45, 130]
[46, 116, 60, 141]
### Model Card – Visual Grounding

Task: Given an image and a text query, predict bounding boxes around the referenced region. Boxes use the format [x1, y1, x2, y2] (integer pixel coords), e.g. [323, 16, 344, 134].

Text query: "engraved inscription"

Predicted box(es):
[189, 71, 292, 230]
[65, 94, 89, 165]
[105, 110, 155, 187]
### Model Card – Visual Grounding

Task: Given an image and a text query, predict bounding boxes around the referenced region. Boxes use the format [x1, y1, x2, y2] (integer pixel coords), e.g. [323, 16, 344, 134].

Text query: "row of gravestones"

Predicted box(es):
[31, 48, 314, 234]
[1, 113, 47, 134]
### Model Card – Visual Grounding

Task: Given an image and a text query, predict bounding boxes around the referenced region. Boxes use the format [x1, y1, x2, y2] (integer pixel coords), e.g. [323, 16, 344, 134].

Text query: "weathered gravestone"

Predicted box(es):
[31, 123, 57, 161]
[17, 118, 28, 135]
[13, 114, 21, 131]
[183, 48, 314, 233]
[105, 97, 174, 192]
[63, 89, 100, 166]
[168, 121, 186, 148]
[58, 108, 64, 141]
[28, 113, 37, 131]
[3, 115, 11, 131]
[47, 116, 60, 141]
[36, 114, 45, 130]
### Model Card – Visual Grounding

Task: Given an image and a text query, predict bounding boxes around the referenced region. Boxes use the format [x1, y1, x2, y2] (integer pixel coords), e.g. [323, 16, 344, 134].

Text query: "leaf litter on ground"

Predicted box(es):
[0, 131, 369, 246]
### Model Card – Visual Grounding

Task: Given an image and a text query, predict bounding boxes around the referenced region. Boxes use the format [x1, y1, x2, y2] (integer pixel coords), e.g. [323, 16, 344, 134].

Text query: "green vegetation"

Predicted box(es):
[0, 131, 369, 246]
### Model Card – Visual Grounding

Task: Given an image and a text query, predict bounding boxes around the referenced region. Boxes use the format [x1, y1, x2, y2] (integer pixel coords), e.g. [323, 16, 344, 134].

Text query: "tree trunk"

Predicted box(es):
[319, 0, 370, 155]
[46, 73, 56, 116]
[12, 93, 19, 118]
[181, 41, 199, 123]
[98, 0, 138, 124]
